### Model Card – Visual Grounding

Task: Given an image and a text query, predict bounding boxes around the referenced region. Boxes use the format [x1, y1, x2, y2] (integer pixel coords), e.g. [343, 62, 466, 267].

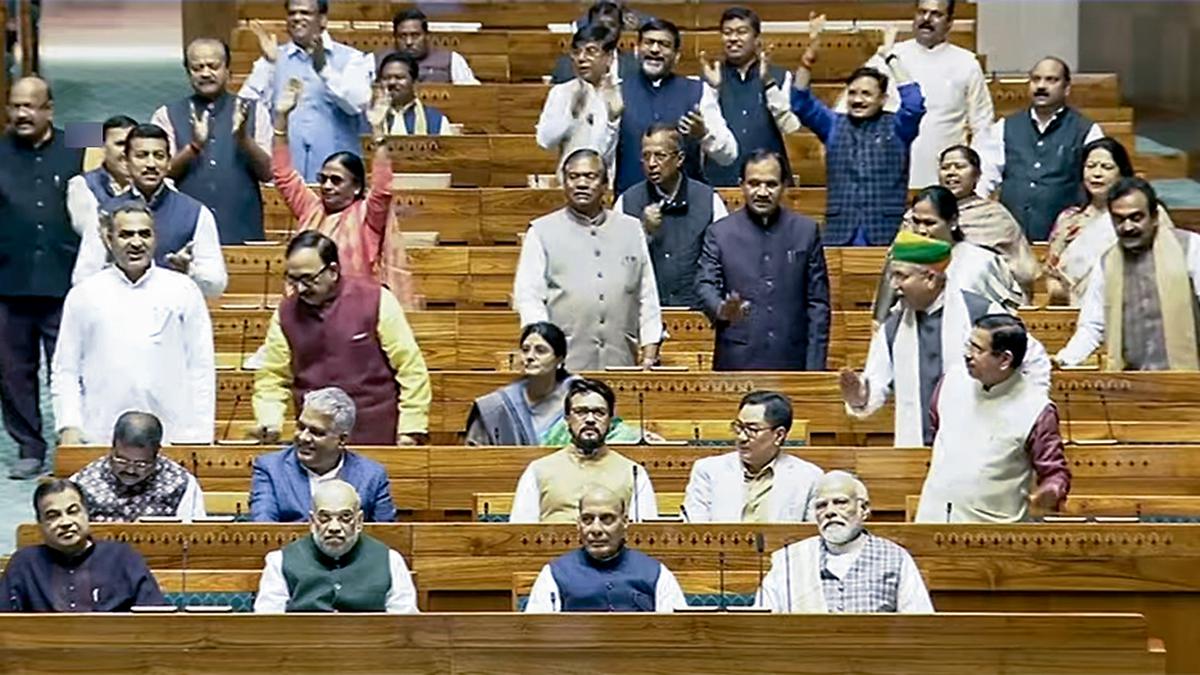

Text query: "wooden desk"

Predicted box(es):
[0, 613, 1160, 674]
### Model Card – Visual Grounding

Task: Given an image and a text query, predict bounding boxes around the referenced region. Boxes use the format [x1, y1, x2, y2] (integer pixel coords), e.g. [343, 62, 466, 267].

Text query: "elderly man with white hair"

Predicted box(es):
[250, 386, 396, 523]
[253, 479, 417, 613]
[755, 471, 932, 613]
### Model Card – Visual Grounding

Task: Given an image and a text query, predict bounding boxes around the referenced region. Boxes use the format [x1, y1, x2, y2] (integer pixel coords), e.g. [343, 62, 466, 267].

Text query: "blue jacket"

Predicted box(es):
[249, 446, 396, 523]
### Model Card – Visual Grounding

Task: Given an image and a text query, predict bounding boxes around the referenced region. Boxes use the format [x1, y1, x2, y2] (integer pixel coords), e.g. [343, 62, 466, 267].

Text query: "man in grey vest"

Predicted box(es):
[614, 125, 728, 308]
[379, 8, 480, 85]
[756, 471, 933, 613]
[514, 148, 664, 371]
[979, 56, 1103, 241]
[151, 38, 271, 244]
[696, 150, 830, 371]
[699, 6, 801, 187]
[253, 479, 418, 613]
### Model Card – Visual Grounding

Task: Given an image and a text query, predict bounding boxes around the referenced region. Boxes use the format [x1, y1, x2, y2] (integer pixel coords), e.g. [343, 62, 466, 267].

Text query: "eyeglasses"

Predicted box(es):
[730, 421, 774, 437]
[110, 455, 154, 470]
[284, 263, 331, 289]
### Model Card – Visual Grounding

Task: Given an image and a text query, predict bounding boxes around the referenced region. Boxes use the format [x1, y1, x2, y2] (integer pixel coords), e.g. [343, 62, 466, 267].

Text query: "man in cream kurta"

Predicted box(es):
[757, 471, 932, 613]
[513, 149, 664, 372]
[1056, 179, 1200, 371]
[683, 391, 822, 522]
[838, 0, 994, 187]
[510, 379, 658, 523]
[51, 202, 215, 447]
[917, 314, 1071, 523]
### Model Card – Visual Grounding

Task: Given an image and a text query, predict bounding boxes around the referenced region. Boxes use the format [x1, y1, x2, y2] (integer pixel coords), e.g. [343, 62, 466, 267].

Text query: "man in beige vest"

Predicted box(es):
[510, 378, 659, 523]
[513, 148, 664, 371]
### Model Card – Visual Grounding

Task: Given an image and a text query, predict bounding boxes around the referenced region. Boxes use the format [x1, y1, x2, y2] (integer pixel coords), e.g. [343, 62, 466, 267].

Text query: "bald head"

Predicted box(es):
[578, 484, 626, 516]
[8, 77, 54, 142]
[313, 479, 361, 513]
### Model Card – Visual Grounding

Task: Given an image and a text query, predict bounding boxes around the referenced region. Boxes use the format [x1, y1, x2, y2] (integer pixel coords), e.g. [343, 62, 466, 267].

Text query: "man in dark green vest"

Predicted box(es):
[252, 480, 417, 613]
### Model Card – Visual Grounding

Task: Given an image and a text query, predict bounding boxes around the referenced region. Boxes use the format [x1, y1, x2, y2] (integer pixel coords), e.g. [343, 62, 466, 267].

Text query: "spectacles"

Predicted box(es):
[570, 407, 610, 420]
[284, 263, 331, 289]
[110, 455, 154, 470]
[730, 421, 773, 437]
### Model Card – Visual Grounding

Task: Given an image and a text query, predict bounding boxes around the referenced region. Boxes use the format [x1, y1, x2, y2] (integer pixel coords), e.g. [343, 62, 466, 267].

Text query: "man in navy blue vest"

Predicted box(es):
[151, 38, 271, 245]
[524, 485, 687, 612]
[614, 124, 728, 308]
[979, 57, 1103, 241]
[372, 52, 455, 135]
[71, 124, 227, 299]
[700, 7, 801, 187]
[0, 77, 84, 479]
[614, 18, 738, 194]
[696, 151, 830, 371]
[66, 115, 135, 239]
[790, 24, 925, 246]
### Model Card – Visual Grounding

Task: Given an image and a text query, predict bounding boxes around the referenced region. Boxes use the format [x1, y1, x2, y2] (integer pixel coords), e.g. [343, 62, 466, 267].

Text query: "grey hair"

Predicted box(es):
[302, 386, 357, 435]
[100, 200, 155, 232]
[817, 470, 870, 503]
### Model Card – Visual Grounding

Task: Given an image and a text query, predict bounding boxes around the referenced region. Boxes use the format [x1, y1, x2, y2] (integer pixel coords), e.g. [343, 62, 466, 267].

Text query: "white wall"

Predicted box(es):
[976, 0, 1079, 74]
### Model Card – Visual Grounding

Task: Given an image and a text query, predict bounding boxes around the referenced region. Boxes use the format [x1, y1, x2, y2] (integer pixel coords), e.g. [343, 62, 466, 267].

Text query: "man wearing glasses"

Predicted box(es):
[682, 391, 822, 522]
[510, 378, 659, 523]
[70, 411, 207, 522]
[253, 479, 417, 613]
[251, 232, 430, 447]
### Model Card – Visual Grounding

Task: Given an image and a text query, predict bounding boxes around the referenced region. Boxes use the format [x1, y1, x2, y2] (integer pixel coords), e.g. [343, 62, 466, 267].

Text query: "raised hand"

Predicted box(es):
[699, 50, 722, 89]
[189, 101, 210, 148]
[677, 107, 707, 140]
[807, 12, 827, 44]
[641, 203, 663, 236]
[758, 46, 774, 84]
[232, 98, 250, 138]
[876, 24, 899, 59]
[249, 21, 279, 63]
[367, 83, 390, 134]
[838, 367, 869, 408]
[277, 77, 304, 117]
[570, 78, 589, 119]
[309, 37, 327, 73]
[165, 242, 195, 275]
[600, 74, 624, 121]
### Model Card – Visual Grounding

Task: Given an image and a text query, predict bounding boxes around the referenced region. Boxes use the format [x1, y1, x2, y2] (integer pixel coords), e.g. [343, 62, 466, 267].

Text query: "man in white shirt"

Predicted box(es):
[254, 479, 417, 613]
[525, 484, 686, 613]
[52, 201, 215, 447]
[70, 411, 207, 522]
[756, 471, 933, 613]
[536, 23, 624, 177]
[978, 56, 1104, 240]
[683, 391, 822, 523]
[384, 8, 480, 85]
[513, 149, 664, 371]
[511, 379, 659, 523]
[70, 124, 227, 299]
[841, 0, 994, 188]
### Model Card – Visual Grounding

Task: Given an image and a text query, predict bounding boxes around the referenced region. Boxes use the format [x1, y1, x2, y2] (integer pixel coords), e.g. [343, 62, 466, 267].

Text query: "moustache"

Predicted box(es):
[1034, 89, 1050, 97]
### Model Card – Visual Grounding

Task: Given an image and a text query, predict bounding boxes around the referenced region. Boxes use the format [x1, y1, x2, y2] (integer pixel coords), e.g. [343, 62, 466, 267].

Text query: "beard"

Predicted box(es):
[573, 427, 607, 455]
[820, 522, 863, 546]
[314, 532, 359, 559]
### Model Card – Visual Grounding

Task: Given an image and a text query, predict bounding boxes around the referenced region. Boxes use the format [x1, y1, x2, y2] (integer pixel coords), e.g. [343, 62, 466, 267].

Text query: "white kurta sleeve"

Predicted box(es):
[976, 118, 1007, 198]
[636, 232, 665, 347]
[764, 70, 802, 134]
[1021, 334, 1052, 393]
[253, 99, 274, 156]
[238, 57, 275, 103]
[1055, 269, 1106, 366]
[508, 465, 541, 523]
[450, 52, 481, 85]
[535, 83, 579, 150]
[523, 564, 562, 612]
[631, 463, 660, 521]
[654, 564, 688, 612]
[513, 228, 550, 326]
[252, 550, 290, 613]
[150, 105, 178, 156]
[66, 174, 99, 238]
[681, 460, 714, 522]
[50, 289, 87, 434]
[181, 282, 217, 443]
[711, 192, 729, 220]
[175, 475, 208, 522]
[697, 82, 738, 166]
[963, 60, 995, 153]
[317, 50, 373, 115]
[846, 322, 894, 419]
[1085, 122, 1105, 144]
[896, 551, 934, 613]
[71, 207, 109, 286]
[385, 550, 420, 613]
[187, 206, 228, 299]
[754, 549, 787, 612]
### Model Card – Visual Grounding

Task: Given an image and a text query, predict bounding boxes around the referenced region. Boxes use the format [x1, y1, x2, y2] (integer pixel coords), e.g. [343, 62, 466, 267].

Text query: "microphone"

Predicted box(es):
[755, 532, 766, 607]
[507, 351, 514, 371]
[493, 426, 501, 446]
[220, 394, 242, 442]
[631, 465, 641, 523]
[1099, 392, 1117, 442]
[483, 501, 490, 521]
[783, 540, 793, 613]
[1062, 391, 1075, 444]
[181, 538, 190, 609]
[718, 551, 727, 611]
[550, 590, 558, 612]
[236, 319, 250, 371]
[259, 259, 272, 309]
[945, 502, 953, 524]
[678, 502, 689, 523]
[637, 391, 647, 445]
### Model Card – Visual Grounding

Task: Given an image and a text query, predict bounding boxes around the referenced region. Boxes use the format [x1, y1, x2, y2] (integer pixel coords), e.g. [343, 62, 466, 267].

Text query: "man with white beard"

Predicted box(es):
[755, 471, 932, 613]
[252, 480, 417, 613]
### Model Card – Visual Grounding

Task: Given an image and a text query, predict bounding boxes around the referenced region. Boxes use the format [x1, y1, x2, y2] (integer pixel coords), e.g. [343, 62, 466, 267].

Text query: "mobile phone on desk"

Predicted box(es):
[183, 605, 235, 613]
[131, 605, 179, 613]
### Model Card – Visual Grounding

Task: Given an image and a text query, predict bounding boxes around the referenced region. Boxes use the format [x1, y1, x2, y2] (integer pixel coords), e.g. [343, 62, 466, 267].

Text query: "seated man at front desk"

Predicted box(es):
[525, 485, 687, 613]
[253, 480, 417, 613]
[510, 378, 659, 523]
[0, 479, 167, 611]
[250, 387, 396, 523]
[756, 471, 932, 613]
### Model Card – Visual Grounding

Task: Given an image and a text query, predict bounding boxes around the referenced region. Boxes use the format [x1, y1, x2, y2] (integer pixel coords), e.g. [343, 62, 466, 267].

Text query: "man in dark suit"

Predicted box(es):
[250, 386, 396, 522]
[696, 150, 830, 371]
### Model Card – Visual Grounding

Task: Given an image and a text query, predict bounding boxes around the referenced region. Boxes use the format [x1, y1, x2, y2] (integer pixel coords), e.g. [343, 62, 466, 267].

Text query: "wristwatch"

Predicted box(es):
[885, 53, 898, 65]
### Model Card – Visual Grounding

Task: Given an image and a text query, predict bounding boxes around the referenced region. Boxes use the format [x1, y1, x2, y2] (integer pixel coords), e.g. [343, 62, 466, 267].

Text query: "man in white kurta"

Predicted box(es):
[511, 379, 659, 523]
[525, 485, 686, 613]
[1056, 179, 1200, 371]
[683, 391, 822, 522]
[838, 0, 994, 187]
[51, 203, 215, 446]
[917, 314, 1071, 523]
[757, 471, 932, 613]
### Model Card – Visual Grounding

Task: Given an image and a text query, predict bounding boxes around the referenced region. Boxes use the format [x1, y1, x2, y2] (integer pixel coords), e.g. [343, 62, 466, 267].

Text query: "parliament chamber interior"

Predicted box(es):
[2, 0, 1200, 672]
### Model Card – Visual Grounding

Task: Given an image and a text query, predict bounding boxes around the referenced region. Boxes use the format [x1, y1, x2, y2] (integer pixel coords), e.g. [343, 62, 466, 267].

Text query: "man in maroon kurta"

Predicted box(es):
[251, 232, 431, 445]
